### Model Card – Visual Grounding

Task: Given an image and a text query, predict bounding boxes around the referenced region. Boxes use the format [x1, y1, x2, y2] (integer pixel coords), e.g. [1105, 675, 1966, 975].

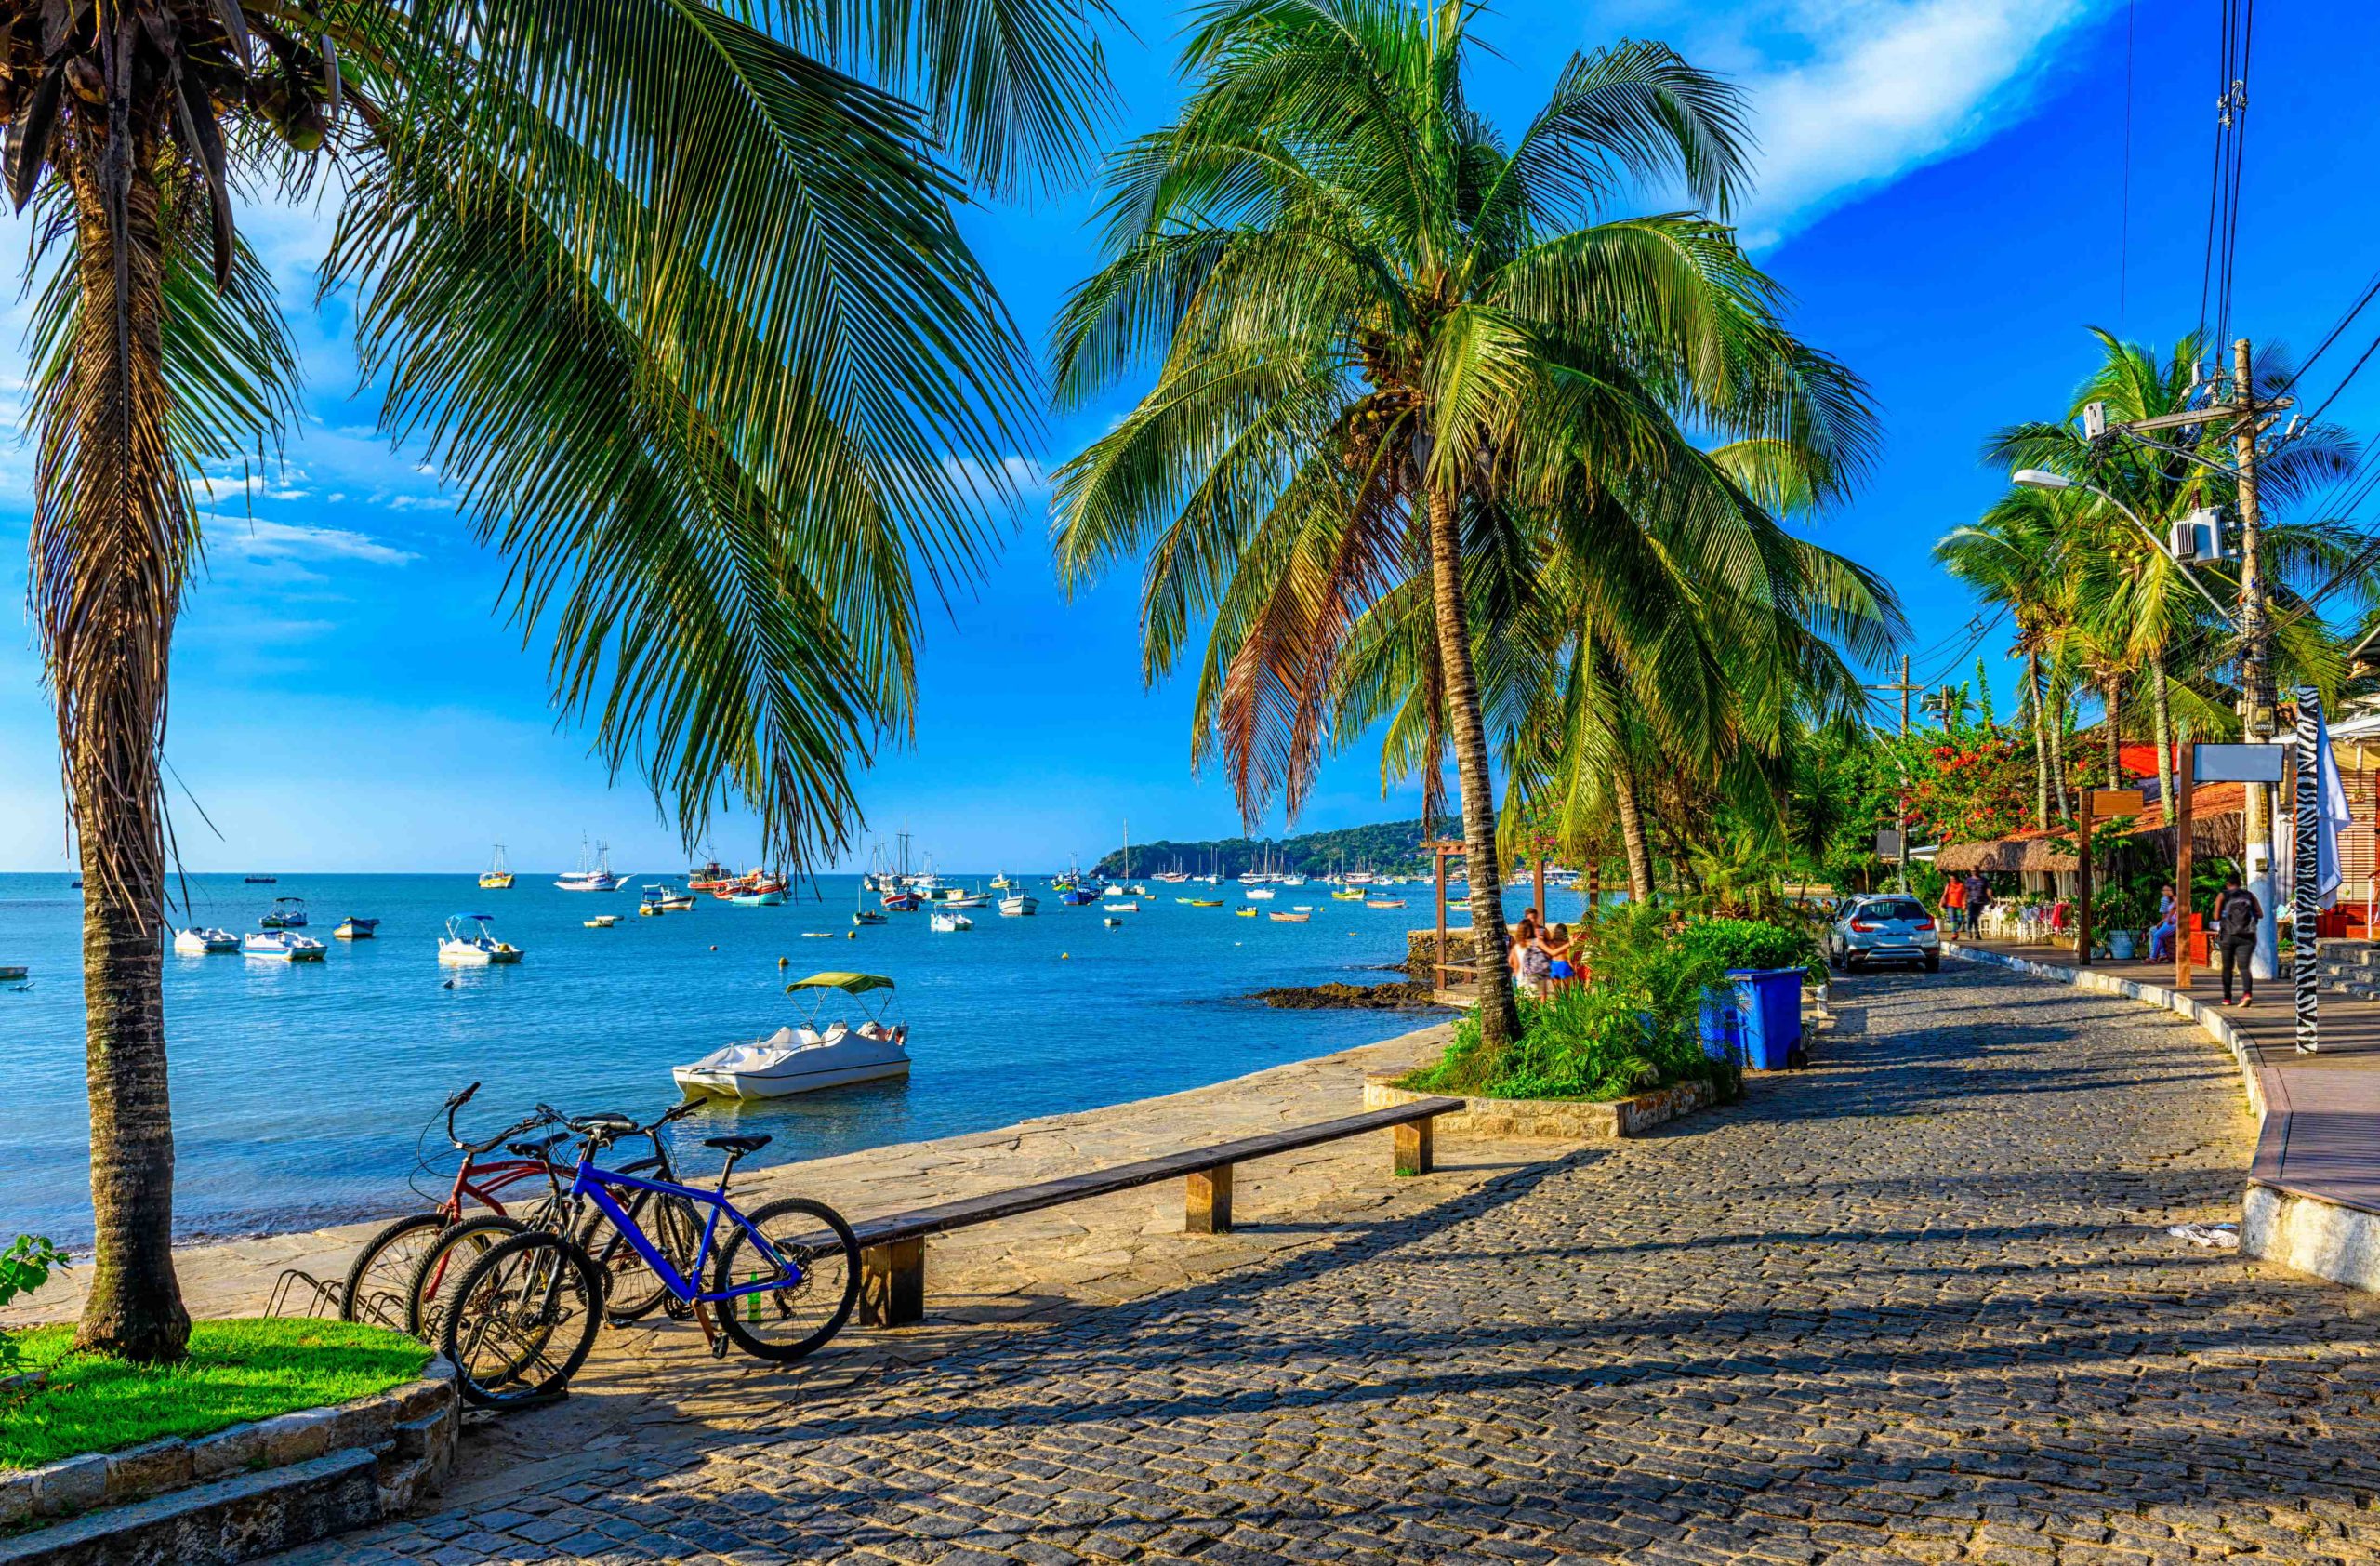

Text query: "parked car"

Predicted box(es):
[1827, 895, 1941, 973]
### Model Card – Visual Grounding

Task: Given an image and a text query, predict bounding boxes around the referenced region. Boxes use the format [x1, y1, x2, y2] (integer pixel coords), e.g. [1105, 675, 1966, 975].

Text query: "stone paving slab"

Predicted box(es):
[266, 960, 2380, 1563]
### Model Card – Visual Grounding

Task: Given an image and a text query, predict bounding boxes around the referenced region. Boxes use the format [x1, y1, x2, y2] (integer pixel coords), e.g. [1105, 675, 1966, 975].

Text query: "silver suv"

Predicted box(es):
[1826, 895, 1941, 973]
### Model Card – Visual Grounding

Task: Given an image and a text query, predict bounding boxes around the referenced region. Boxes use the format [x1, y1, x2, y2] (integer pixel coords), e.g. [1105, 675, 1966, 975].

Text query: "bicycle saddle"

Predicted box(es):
[704, 1134, 773, 1155]
[509, 1131, 571, 1160]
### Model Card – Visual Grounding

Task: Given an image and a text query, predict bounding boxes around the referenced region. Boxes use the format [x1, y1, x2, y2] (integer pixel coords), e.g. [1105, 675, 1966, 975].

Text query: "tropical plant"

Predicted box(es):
[14, 0, 1114, 1361]
[0, 1236, 67, 1380]
[1050, 0, 1868, 1057]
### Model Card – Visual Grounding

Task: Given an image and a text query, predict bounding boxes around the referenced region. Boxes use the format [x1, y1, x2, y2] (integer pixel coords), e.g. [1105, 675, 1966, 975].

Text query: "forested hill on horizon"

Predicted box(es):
[1093, 821, 1431, 879]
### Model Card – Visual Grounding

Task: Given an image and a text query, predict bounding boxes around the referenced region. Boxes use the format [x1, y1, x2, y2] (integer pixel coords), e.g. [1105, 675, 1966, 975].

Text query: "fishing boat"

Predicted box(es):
[853, 885, 887, 926]
[1104, 916, 1123, 927]
[730, 888, 787, 908]
[1059, 887, 1101, 907]
[929, 910, 973, 933]
[1183, 897, 1224, 908]
[998, 893, 1038, 917]
[988, 872, 1018, 890]
[641, 883, 697, 913]
[173, 928, 239, 955]
[555, 838, 629, 892]
[333, 917, 379, 940]
[258, 896, 310, 928]
[1331, 887, 1367, 901]
[1365, 897, 1408, 909]
[243, 875, 276, 884]
[584, 914, 621, 929]
[243, 930, 326, 962]
[0, 963, 25, 982]
[943, 889, 993, 909]
[686, 853, 736, 891]
[1269, 911, 1311, 923]
[479, 845, 514, 890]
[1104, 900, 1140, 913]
[673, 973, 910, 1098]
[1235, 907, 1258, 919]
[881, 889, 921, 912]
[438, 913, 523, 965]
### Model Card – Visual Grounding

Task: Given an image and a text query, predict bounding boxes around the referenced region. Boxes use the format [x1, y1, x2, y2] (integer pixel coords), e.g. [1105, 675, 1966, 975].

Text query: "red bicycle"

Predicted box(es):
[338, 1083, 562, 1328]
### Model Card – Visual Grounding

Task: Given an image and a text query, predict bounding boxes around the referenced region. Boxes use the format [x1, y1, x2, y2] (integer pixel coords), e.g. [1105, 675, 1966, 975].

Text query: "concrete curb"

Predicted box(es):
[0, 1356, 457, 1565]
[1943, 942, 2380, 1295]
[1362, 1073, 1724, 1138]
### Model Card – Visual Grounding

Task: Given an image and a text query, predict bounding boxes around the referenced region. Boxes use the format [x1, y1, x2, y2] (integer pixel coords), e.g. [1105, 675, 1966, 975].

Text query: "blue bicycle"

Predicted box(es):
[439, 1108, 860, 1406]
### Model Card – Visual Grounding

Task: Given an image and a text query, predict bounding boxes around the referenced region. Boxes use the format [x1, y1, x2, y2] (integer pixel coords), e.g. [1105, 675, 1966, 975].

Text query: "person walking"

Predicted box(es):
[2215, 874, 2262, 1006]
[1964, 871, 1989, 936]
[1941, 872, 1967, 936]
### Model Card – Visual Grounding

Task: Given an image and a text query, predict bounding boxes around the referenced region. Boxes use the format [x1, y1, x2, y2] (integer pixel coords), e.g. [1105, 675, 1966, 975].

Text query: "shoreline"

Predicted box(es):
[7, 1016, 1459, 1327]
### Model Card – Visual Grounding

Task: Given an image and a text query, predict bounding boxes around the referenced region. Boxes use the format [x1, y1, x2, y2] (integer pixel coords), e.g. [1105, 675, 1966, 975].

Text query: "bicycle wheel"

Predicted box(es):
[440, 1231, 602, 1408]
[710, 1197, 859, 1363]
[405, 1214, 523, 1340]
[586, 1190, 704, 1326]
[341, 1213, 447, 1329]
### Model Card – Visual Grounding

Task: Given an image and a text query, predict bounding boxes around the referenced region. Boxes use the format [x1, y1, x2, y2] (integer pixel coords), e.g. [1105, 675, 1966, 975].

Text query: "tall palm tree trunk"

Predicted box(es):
[2150, 657, 2175, 817]
[2102, 678, 2123, 790]
[1612, 759, 1654, 900]
[48, 119, 192, 1362]
[1422, 477, 1521, 1051]
[2028, 651, 2050, 829]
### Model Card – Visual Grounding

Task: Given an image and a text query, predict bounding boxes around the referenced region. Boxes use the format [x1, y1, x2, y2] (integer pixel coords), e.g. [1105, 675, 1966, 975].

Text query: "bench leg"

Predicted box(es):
[1185, 1165, 1234, 1234]
[859, 1238, 924, 1328]
[1393, 1118, 1434, 1176]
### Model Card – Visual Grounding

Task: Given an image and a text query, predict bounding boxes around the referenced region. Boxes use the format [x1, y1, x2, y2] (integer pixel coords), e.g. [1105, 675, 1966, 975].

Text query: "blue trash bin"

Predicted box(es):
[1696, 987, 1743, 1062]
[1727, 968, 1805, 1069]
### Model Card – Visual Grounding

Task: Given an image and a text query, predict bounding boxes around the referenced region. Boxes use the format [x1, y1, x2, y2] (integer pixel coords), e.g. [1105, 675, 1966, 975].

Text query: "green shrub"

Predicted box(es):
[0, 1235, 65, 1380]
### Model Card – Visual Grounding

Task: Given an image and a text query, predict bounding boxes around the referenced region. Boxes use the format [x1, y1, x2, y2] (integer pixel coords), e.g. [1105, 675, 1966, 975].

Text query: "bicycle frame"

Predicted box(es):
[568, 1161, 801, 1305]
[439, 1155, 551, 1224]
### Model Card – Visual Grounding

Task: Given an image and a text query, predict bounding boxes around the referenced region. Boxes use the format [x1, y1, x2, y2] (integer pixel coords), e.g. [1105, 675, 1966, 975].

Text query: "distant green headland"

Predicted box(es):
[1095, 819, 1432, 879]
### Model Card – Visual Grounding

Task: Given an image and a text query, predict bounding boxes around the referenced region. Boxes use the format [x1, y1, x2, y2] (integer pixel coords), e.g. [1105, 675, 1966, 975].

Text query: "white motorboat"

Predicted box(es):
[439, 912, 523, 965]
[1104, 899, 1140, 913]
[243, 930, 326, 962]
[929, 910, 973, 932]
[1243, 887, 1276, 901]
[942, 890, 992, 909]
[175, 927, 239, 955]
[673, 973, 910, 1099]
[258, 896, 310, 928]
[555, 837, 628, 892]
[585, 914, 621, 929]
[998, 893, 1038, 917]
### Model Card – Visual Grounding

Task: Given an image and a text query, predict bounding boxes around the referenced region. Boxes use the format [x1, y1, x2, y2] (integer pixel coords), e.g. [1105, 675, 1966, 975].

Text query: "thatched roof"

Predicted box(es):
[1930, 782, 2248, 875]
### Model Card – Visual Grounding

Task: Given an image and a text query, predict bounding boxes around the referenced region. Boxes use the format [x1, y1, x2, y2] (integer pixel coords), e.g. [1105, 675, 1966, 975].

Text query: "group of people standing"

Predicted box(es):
[1506, 910, 1577, 995]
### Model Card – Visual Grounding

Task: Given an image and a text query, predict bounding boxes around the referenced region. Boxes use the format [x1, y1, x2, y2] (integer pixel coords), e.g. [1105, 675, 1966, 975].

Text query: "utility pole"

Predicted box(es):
[2230, 337, 2281, 981]
[1862, 656, 1920, 891]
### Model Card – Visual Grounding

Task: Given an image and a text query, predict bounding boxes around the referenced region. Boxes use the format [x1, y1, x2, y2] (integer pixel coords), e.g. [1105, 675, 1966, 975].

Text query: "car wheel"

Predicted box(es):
[1924, 954, 1940, 973]
[1828, 949, 1845, 973]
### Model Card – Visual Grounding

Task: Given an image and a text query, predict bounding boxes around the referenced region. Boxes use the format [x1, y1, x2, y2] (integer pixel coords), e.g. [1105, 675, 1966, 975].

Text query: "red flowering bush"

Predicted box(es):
[1902, 737, 2031, 843]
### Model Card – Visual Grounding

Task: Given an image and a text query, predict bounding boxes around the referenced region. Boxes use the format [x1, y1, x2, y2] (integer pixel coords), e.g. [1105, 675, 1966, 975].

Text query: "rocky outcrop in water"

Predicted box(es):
[1253, 980, 1441, 1011]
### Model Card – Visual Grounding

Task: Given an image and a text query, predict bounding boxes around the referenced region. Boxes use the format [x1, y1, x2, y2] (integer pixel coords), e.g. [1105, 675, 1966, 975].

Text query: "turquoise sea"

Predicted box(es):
[0, 871, 1580, 1248]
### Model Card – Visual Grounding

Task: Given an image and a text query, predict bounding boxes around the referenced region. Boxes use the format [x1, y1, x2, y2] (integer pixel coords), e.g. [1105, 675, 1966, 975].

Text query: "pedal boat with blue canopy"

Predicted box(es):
[438, 912, 523, 965]
[672, 972, 909, 1099]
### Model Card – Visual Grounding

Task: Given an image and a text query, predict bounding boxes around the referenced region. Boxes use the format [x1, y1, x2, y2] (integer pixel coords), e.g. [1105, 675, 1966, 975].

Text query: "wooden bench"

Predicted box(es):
[843, 1096, 1464, 1327]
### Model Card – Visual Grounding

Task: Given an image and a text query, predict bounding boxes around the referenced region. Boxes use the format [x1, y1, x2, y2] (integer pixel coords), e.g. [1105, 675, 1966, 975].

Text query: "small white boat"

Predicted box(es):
[998, 894, 1038, 917]
[730, 888, 787, 907]
[439, 913, 523, 965]
[333, 917, 379, 940]
[929, 911, 973, 932]
[1104, 916, 1123, 927]
[174, 927, 239, 955]
[1104, 900, 1140, 913]
[641, 883, 697, 912]
[585, 914, 621, 929]
[258, 896, 310, 928]
[244, 930, 326, 962]
[942, 891, 992, 909]
[673, 973, 910, 1099]
[1243, 887, 1276, 901]
[988, 873, 1018, 890]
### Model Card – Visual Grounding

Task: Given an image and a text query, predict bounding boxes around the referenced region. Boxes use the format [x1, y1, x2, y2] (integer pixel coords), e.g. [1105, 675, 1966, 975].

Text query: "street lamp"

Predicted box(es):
[2012, 470, 2238, 623]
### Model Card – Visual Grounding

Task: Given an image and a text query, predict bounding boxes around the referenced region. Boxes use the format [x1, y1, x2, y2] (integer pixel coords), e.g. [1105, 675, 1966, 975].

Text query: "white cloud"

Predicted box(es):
[1577, 0, 2109, 245]
[207, 517, 417, 566]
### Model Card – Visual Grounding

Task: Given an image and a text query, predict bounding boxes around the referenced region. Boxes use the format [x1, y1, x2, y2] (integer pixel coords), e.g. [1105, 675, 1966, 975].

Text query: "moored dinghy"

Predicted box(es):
[244, 930, 327, 961]
[673, 973, 910, 1098]
[439, 912, 524, 965]
[174, 927, 240, 955]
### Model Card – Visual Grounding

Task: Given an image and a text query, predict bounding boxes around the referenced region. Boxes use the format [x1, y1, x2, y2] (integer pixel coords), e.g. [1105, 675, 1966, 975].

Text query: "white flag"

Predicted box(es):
[2318, 700, 2352, 909]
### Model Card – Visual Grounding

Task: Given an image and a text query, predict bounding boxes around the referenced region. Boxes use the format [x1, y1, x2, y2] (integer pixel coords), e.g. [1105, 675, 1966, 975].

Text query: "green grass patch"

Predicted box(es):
[1, 1319, 429, 1470]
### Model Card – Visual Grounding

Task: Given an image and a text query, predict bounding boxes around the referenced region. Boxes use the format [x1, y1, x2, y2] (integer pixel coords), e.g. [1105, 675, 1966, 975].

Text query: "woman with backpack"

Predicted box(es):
[2214, 874, 2263, 1006]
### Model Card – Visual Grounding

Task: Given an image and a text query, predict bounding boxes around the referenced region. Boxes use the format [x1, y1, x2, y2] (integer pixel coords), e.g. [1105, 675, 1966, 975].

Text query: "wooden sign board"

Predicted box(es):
[2088, 790, 2147, 819]
[2191, 742, 2288, 784]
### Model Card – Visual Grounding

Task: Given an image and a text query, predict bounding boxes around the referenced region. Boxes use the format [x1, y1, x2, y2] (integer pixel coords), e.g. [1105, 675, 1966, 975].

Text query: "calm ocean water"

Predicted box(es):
[0, 870, 1580, 1248]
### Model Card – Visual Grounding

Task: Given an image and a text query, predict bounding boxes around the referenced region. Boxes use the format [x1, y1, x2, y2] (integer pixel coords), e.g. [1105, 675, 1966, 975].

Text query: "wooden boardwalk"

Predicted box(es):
[1952, 936, 2380, 1214]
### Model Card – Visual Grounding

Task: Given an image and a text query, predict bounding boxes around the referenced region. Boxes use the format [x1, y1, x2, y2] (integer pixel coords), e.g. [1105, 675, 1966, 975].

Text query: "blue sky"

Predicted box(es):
[5, 0, 2379, 874]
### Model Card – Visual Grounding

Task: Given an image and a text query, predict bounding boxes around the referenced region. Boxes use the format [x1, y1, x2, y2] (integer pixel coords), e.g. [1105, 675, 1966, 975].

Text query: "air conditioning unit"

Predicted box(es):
[2169, 507, 2228, 563]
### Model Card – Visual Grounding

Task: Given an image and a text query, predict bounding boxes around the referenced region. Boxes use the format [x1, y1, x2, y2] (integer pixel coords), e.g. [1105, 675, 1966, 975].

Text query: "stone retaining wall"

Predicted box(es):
[1404, 926, 1481, 981]
[1363, 1072, 1722, 1138]
[0, 1356, 457, 1566]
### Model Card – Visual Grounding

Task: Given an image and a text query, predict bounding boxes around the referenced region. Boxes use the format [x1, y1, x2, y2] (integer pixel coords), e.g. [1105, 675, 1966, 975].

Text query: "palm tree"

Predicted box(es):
[18, 0, 1113, 1362]
[1050, 0, 1868, 1053]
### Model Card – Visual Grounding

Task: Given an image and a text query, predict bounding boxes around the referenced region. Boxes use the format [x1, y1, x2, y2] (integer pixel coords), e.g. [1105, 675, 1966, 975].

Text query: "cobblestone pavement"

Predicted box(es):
[289, 961, 2380, 1565]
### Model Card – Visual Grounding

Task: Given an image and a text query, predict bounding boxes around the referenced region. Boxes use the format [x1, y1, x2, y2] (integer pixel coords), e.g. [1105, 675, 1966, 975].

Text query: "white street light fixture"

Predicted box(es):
[2014, 468, 2074, 491]
[2011, 470, 2236, 623]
